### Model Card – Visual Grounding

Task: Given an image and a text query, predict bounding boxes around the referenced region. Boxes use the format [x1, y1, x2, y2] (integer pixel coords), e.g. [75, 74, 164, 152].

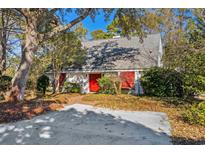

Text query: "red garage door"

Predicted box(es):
[120, 71, 135, 89]
[89, 74, 101, 92]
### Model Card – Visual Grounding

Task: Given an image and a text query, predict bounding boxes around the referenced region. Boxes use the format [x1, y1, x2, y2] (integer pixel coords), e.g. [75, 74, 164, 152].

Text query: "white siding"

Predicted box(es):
[134, 71, 144, 95]
[158, 37, 163, 67]
[65, 73, 89, 94]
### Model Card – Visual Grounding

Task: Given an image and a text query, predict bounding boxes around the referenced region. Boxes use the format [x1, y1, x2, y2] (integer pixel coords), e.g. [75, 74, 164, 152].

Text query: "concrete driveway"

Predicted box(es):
[0, 104, 172, 145]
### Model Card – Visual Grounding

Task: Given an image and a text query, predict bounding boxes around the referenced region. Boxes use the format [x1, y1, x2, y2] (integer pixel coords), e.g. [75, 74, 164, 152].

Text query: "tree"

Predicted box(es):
[47, 32, 86, 93]
[162, 9, 205, 69]
[91, 29, 113, 40]
[27, 51, 51, 91]
[0, 9, 18, 75]
[73, 22, 88, 40]
[8, 8, 92, 101]
[160, 9, 205, 95]
[6, 8, 165, 101]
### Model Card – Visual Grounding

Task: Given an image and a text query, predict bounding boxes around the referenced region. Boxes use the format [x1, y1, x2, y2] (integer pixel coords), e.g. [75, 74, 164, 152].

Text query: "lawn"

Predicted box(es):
[0, 93, 205, 144]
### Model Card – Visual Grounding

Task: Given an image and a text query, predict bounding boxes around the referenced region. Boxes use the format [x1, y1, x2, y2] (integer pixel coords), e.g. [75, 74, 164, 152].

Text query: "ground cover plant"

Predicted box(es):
[182, 101, 205, 126]
[63, 82, 81, 93]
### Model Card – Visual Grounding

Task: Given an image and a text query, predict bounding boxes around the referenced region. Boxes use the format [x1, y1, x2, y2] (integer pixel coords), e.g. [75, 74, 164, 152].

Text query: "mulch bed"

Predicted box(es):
[0, 93, 81, 124]
[0, 100, 63, 123]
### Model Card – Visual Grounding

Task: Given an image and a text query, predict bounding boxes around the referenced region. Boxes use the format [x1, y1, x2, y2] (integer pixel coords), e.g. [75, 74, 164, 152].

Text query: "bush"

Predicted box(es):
[0, 94, 5, 100]
[183, 74, 205, 96]
[97, 76, 115, 94]
[36, 75, 49, 95]
[0, 75, 12, 92]
[141, 67, 184, 97]
[63, 82, 81, 93]
[182, 101, 205, 126]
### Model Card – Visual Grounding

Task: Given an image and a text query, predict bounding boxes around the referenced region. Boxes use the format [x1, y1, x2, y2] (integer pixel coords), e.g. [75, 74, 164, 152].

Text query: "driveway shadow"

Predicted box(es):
[0, 105, 172, 145]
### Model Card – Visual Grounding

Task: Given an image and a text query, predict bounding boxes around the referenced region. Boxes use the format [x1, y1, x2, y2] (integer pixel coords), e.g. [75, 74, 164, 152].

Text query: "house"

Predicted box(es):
[52, 33, 163, 94]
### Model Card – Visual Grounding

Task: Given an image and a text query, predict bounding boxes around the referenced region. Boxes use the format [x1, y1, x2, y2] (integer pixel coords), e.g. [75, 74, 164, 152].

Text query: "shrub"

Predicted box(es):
[182, 101, 205, 126]
[97, 76, 115, 94]
[183, 74, 205, 96]
[0, 75, 12, 92]
[36, 75, 49, 95]
[63, 82, 81, 93]
[141, 67, 184, 97]
[0, 94, 4, 100]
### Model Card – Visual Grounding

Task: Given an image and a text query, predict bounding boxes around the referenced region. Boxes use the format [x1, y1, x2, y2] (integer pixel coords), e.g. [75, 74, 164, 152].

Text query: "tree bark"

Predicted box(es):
[0, 9, 7, 75]
[0, 39, 6, 75]
[8, 19, 38, 102]
[51, 51, 57, 94]
[9, 45, 34, 101]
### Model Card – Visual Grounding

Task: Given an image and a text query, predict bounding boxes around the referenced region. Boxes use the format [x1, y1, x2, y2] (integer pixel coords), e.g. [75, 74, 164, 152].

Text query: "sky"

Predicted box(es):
[82, 13, 114, 39]
[62, 9, 115, 39]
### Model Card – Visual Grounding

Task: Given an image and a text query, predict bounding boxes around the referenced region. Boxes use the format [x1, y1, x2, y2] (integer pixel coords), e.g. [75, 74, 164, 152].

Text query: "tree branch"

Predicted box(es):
[14, 8, 30, 25]
[44, 8, 92, 40]
[49, 8, 59, 14]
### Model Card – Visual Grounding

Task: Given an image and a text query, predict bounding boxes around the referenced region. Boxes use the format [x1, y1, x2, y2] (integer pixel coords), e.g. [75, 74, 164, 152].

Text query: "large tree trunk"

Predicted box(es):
[8, 44, 35, 101]
[0, 10, 7, 75]
[0, 41, 6, 75]
[8, 21, 38, 102]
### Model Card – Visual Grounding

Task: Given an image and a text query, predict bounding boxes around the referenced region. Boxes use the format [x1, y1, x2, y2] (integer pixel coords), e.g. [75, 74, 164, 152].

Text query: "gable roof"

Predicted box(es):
[63, 33, 162, 72]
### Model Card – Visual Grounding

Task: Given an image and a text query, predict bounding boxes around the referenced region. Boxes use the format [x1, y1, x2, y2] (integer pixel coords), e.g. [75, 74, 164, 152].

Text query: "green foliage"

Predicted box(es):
[141, 66, 205, 98]
[38, 32, 86, 93]
[73, 22, 88, 39]
[36, 75, 49, 95]
[28, 53, 51, 90]
[183, 74, 205, 96]
[141, 67, 184, 97]
[107, 23, 121, 36]
[48, 32, 86, 74]
[5, 57, 20, 77]
[0, 75, 12, 92]
[181, 52, 205, 96]
[112, 9, 162, 38]
[183, 52, 205, 76]
[91, 30, 114, 40]
[182, 101, 205, 126]
[0, 94, 4, 100]
[97, 76, 115, 94]
[63, 82, 81, 93]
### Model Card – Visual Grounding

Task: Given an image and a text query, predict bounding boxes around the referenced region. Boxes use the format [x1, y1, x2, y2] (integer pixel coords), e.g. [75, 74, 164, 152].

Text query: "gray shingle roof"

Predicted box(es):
[63, 33, 162, 72]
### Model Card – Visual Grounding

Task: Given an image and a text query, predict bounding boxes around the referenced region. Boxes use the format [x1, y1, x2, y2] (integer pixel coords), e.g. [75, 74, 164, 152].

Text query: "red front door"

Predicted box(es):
[89, 74, 101, 92]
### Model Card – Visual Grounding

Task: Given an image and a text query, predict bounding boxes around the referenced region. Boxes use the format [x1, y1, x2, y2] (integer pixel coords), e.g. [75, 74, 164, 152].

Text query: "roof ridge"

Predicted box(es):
[83, 33, 161, 43]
